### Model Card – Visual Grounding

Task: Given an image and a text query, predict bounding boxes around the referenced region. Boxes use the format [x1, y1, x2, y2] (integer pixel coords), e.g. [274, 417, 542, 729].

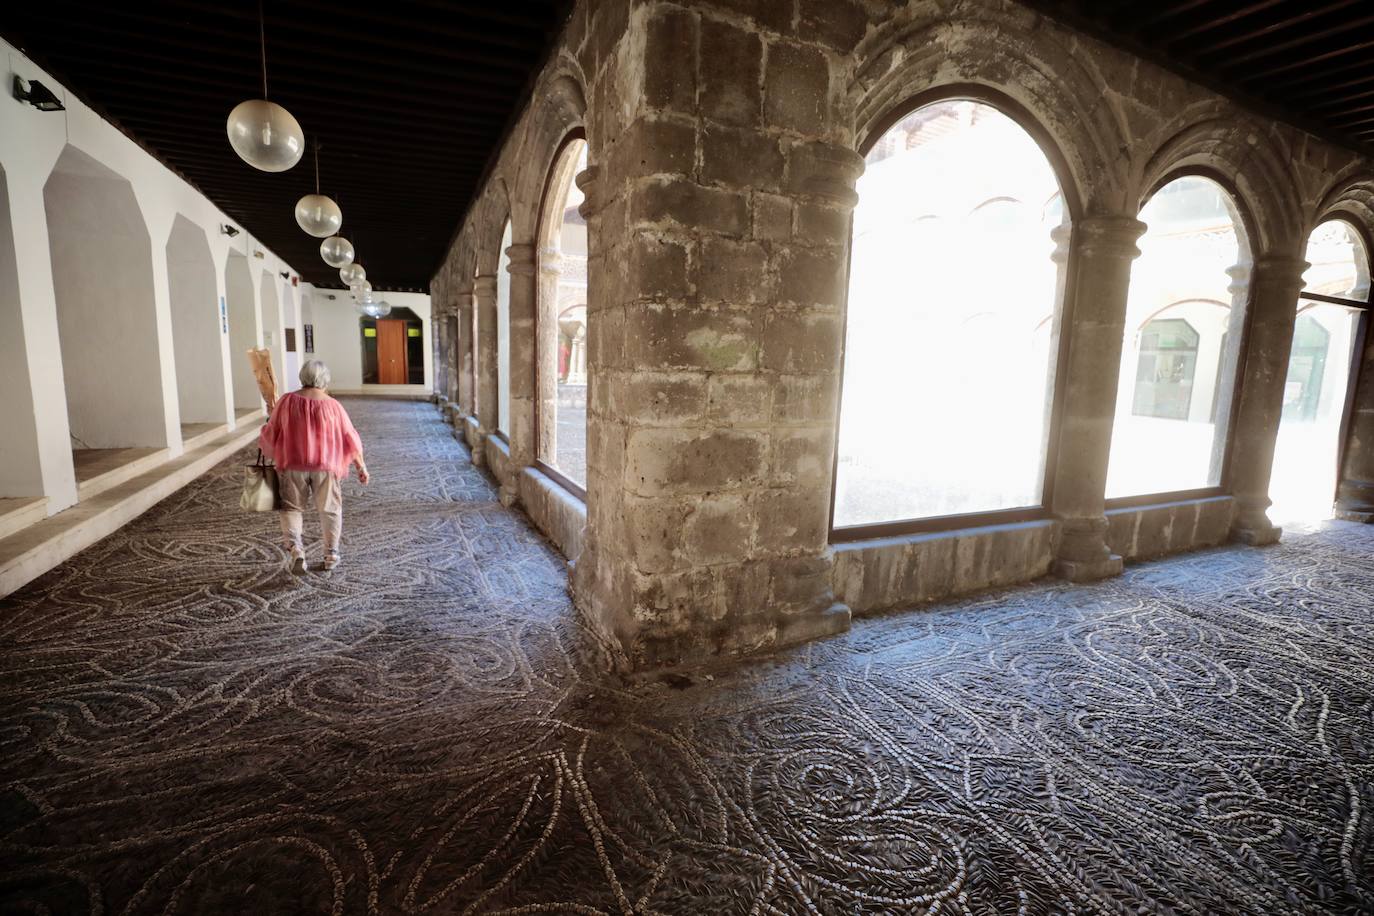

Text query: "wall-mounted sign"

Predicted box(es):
[364, 328, 377, 338]
[407, 327, 421, 338]
[304, 324, 314, 353]
[285, 328, 297, 353]
[220, 296, 227, 333]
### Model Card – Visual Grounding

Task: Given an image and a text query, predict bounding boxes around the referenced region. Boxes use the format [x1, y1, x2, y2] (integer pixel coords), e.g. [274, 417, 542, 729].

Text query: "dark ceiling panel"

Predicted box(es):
[3, 0, 571, 291]
[1019, 0, 1374, 154]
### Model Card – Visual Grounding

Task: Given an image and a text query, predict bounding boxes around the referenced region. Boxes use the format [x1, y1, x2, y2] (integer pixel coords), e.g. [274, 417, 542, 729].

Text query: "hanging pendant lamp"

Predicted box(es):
[350, 281, 372, 300]
[340, 262, 366, 286]
[296, 143, 342, 236]
[226, 1, 304, 172]
[321, 235, 354, 268]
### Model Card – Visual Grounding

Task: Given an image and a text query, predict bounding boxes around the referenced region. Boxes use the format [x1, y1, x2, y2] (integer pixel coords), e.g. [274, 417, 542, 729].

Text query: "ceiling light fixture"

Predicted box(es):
[226, 0, 303, 172]
[340, 262, 366, 287]
[12, 76, 64, 111]
[295, 142, 342, 237]
[320, 235, 354, 268]
[220, 224, 240, 237]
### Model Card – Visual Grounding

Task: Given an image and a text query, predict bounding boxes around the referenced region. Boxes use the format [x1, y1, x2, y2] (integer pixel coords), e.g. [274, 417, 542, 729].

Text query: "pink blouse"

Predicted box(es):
[259, 392, 363, 478]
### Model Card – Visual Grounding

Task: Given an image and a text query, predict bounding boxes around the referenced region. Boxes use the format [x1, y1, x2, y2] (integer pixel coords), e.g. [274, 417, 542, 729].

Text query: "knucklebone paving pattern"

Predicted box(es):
[2, 397, 1372, 914]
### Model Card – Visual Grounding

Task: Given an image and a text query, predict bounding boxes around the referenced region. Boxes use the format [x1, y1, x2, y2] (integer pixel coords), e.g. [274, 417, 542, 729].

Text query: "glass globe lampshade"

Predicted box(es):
[350, 281, 372, 300]
[363, 301, 392, 319]
[295, 194, 342, 237]
[226, 99, 304, 172]
[339, 263, 366, 286]
[320, 235, 354, 268]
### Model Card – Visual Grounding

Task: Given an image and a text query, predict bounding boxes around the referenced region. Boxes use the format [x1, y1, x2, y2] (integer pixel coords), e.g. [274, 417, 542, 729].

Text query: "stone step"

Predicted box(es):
[181, 422, 230, 452]
[0, 420, 264, 598]
[0, 496, 48, 542]
[74, 447, 171, 502]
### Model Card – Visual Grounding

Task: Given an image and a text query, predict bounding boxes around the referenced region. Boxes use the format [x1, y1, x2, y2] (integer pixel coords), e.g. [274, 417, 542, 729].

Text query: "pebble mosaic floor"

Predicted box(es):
[2, 397, 1371, 914]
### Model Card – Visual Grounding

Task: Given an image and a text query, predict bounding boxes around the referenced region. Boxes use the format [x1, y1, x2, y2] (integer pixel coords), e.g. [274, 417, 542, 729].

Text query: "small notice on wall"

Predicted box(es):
[220, 296, 227, 333]
[304, 324, 315, 353]
[285, 328, 297, 353]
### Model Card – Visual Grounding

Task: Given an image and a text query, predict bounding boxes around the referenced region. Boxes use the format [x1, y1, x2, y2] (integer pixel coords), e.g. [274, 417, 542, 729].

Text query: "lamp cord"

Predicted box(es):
[314, 142, 320, 195]
[258, 0, 268, 98]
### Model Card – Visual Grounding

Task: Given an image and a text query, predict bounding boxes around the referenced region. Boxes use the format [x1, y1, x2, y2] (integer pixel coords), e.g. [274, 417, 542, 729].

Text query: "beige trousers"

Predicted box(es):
[278, 470, 343, 554]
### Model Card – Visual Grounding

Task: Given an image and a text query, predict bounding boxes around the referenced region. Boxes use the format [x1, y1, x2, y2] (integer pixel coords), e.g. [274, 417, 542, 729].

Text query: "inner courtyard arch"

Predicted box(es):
[225, 252, 260, 410]
[43, 145, 167, 451]
[165, 214, 228, 426]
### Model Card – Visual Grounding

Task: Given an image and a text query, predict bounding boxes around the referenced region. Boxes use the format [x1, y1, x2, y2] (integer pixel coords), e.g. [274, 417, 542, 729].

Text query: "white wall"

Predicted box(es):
[0, 38, 306, 513]
[45, 146, 170, 449]
[0, 163, 44, 497]
[307, 288, 433, 391]
[167, 214, 230, 426]
[225, 253, 262, 410]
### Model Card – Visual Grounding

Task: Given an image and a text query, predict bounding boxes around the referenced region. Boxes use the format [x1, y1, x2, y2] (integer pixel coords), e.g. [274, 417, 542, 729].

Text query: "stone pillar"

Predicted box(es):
[1229, 253, 1308, 544]
[474, 273, 499, 442]
[571, 92, 860, 670]
[455, 284, 475, 420]
[1050, 215, 1146, 582]
[1337, 313, 1374, 521]
[503, 243, 537, 507]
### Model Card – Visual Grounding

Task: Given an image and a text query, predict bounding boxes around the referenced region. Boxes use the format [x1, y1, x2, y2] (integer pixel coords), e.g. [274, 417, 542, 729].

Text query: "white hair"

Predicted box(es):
[299, 359, 331, 389]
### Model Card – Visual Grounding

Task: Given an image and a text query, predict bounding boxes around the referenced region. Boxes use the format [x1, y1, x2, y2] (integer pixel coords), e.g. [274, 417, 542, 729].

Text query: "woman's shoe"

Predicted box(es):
[322, 552, 341, 571]
[287, 548, 307, 574]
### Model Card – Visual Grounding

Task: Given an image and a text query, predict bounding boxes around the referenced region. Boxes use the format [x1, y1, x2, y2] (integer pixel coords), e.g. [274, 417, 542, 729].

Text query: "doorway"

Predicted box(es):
[376, 318, 408, 384]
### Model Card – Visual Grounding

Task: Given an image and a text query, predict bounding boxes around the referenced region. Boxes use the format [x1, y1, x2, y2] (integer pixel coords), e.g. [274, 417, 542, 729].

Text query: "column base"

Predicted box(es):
[498, 479, 521, 508]
[1231, 522, 1282, 545]
[1334, 509, 1373, 523]
[777, 601, 851, 648]
[1053, 553, 1123, 583]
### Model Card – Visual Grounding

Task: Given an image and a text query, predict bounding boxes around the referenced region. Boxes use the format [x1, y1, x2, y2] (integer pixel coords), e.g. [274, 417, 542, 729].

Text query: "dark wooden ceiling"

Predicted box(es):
[7, 2, 1372, 291]
[3, 1, 571, 291]
[1020, 0, 1374, 161]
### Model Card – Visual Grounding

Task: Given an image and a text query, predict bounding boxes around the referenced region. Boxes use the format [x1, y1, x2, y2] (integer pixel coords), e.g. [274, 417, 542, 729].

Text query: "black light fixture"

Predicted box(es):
[279, 271, 290, 279]
[221, 224, 240, 237]
[12, 76, 64, 112]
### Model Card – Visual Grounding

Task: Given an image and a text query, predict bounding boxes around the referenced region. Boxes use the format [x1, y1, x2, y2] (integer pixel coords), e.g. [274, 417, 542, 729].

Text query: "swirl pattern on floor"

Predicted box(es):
[2, 397, 1372, 914]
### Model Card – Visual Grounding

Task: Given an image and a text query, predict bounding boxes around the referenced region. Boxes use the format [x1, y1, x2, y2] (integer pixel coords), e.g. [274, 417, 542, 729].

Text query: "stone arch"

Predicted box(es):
[0, 162, 44, 497]
[165, 214, 228, 424]
[474, 178, 513, 277]
[225, 253, 260, 409]
[1137, 114, 1303, 256]
[1312, 173, 1374, 268]
[44, 144, 168, 450]
[850, 13, 1127, 215]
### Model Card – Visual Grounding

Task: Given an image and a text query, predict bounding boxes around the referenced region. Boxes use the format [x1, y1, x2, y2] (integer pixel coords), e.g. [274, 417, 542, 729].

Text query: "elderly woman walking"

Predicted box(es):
[259, 359, 369, 572]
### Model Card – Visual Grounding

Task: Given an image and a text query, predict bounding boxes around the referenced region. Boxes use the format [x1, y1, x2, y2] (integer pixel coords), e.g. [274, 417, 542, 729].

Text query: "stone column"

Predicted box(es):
[474, 273, 499, 455]
[1337, 313, 1374, 521]
[432, 303, 449, 411]
[1229, 253, 1308, 544]
[1050, 215, 1146, 582]
[503, 243, 538, 507]
[455, 283, 476, 419]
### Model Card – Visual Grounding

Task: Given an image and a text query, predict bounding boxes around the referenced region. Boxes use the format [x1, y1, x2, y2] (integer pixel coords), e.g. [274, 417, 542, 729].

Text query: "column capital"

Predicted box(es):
[1075, 216, 1147, 261]
[1248, 253, 1309, 290]
[455, 285, 474, 309]
[505, 243, 537, 276]
[474, 274, 498, 301]
[576, 165, 602, 221]
[787, 140, 866, 209]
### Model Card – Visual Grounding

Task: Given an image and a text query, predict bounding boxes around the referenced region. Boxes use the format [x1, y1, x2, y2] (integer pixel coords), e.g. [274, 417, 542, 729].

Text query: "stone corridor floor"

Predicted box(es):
[2, 397, 1372, 914]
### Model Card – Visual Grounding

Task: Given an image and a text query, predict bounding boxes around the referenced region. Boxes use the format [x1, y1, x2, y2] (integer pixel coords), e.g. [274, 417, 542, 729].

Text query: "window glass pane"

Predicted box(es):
[1270, 219, 1368, 523]
[541, 139, 588, 488]
[1303, 219, 1370, 300]
[1105, 176, 1247, 498]
[497, 219, 512, 435]
[833, 100, 1067, 527]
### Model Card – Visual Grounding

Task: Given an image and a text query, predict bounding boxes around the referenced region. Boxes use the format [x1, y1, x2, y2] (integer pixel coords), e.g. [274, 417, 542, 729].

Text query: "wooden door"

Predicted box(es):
[376, 320, 408, 384]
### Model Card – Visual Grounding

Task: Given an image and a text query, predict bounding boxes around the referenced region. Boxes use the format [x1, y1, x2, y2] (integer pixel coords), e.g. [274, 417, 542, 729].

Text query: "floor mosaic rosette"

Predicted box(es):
[2, 397, 1371, 914]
